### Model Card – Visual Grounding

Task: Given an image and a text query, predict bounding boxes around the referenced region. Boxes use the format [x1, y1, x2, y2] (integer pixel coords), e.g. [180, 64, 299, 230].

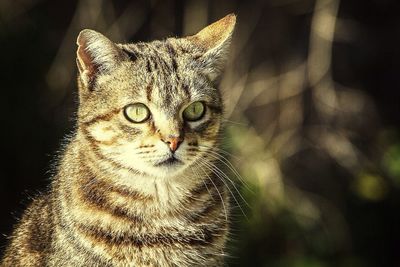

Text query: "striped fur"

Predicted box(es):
[2, 14, 236, 266]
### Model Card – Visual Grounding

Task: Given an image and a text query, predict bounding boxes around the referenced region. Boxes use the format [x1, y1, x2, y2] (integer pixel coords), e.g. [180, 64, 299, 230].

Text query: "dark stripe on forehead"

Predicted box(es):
[152, 58, 159, 70]
[146, 84, 153, 102]
[171, 57, 178, 77]
[166, 42, 177, 57]
[121, 47, 137, 61]
[146, 82, 153, 102]
[149, 44, 178, 75]
[134, 42, 148, 54]
[153, 55, 173, 76]
[182, 84, 190, 98]
[165, 42, 179, 73]
[146, 60, 152, 73]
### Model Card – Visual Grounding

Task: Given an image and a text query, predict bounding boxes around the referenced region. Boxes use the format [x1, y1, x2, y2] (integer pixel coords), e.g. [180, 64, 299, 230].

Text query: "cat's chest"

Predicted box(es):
[59, 208, 223, 266]
[59, 225, 219, 267]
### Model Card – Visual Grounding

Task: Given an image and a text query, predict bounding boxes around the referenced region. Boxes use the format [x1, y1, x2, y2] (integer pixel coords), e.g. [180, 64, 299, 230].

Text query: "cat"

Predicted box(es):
[1, 13, 236, 267]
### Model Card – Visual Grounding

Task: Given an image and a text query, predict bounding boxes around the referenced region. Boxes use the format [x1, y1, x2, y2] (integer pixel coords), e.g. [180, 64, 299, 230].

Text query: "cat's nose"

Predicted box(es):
[161, 135, 183, 152]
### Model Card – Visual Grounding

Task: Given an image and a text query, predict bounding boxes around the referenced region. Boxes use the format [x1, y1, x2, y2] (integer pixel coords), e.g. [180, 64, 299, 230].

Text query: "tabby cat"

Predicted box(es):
[1, 14, 236, 267]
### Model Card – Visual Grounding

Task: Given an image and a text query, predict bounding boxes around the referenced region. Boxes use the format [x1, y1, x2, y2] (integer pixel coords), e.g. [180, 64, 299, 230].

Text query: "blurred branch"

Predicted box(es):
[308, 0, 340, 118]
[0, 0, 43, 23]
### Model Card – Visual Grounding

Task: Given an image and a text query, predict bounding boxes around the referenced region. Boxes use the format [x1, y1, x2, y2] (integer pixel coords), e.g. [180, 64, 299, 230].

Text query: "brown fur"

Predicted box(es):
[2, 14, 236, 266]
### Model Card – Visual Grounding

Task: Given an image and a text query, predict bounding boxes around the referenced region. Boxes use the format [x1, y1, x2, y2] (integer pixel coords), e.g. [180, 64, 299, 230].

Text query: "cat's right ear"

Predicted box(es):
[76, 29, 124, 91]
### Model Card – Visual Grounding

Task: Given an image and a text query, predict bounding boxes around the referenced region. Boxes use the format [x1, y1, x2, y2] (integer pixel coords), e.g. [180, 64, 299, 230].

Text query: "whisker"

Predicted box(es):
[190, 166, 214, 203]
[198, 144, 239, 159]
[194, 160, 228, 222]
[203, 159, 250, 209]
[221, 119, 248, 126]
[135, 150, 156, 155]
[197, 146, 253, 193]
[199, 159, 248, 219]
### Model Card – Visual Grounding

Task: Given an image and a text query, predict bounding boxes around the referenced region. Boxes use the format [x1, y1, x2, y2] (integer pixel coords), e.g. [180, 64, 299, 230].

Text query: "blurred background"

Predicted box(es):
[1, 0, 400, 266]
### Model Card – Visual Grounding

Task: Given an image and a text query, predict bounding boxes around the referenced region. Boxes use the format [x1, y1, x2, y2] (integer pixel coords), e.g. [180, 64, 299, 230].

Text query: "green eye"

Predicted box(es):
[123, 103, 150, 123]
[183, 101, 205, 121]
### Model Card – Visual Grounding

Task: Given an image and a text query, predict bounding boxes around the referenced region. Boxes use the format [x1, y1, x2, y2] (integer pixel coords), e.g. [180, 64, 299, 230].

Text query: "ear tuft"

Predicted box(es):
[76, 29, 123, 89]
[188, 13, 236, 52]
[186, 14, 236, 81]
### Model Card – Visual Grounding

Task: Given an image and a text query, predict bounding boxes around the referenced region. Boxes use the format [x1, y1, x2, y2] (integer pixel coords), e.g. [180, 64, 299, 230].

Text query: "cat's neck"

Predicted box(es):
[58, 135, 205, 212]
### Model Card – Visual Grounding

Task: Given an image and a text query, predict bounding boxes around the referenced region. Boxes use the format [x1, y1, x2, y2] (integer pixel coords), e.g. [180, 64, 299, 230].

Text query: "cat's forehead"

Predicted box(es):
[107, 40, 217, 112]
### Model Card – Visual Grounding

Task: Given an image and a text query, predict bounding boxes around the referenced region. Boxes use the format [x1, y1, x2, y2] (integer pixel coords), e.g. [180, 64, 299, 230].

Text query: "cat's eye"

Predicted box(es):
[123, 103, 150, 123]
[183, 101, 205, 121]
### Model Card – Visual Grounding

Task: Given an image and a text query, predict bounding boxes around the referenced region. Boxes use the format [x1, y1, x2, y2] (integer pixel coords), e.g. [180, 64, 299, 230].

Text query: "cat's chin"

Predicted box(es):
[143, 155, 186, 176]
[129, 159, 187, 179]
[152, 162, 186, 178]
[154, 156, 183, 167]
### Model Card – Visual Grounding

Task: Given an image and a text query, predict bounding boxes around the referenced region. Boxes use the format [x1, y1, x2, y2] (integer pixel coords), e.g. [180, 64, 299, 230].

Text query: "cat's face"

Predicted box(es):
[76, 14, 235, 178]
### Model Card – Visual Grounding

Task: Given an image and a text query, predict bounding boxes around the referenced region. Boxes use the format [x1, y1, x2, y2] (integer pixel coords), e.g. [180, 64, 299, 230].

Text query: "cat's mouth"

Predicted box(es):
[154, 156, 183, 167]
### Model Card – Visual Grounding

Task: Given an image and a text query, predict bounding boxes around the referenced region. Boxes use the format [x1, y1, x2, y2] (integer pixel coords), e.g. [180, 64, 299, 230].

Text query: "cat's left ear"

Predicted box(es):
[76, 29, 126, 90]
[186, 13, 236, 81]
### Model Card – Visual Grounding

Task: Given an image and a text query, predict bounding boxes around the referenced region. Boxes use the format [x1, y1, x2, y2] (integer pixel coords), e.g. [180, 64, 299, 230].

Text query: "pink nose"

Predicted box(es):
[162, 136, 183, 152]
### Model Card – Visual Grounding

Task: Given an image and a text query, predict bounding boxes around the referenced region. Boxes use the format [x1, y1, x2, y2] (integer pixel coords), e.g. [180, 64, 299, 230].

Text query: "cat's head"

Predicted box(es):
[75, 14, 235, 179]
